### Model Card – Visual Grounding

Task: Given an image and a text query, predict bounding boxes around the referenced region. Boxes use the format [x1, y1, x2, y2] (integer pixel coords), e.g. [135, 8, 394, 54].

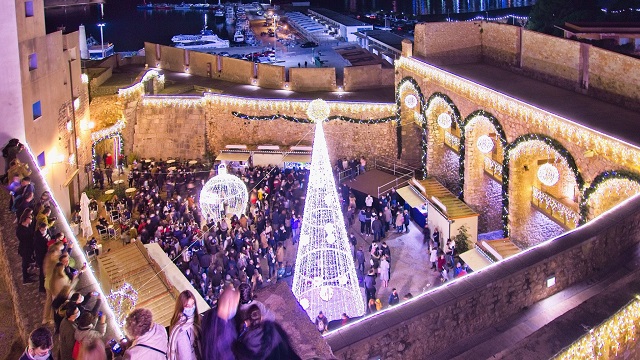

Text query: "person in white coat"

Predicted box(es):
[120, 308, 168, 360]
[168, 290, 201, 360]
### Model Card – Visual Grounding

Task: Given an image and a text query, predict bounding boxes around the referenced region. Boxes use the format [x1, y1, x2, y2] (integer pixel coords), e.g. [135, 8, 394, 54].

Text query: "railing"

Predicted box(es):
[483, 156, 503, 181]
[531, 187, 580, 229]
[444, 132, 460, 152]
[373, 157, 417, 198]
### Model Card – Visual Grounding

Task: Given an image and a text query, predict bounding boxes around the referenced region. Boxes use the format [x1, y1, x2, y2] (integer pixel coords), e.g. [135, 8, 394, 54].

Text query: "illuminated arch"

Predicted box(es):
[581, 170, 640, 222]
[502, 134, 584, 237]
[396, 77, 427, 176]
[459, 110, 508, 200]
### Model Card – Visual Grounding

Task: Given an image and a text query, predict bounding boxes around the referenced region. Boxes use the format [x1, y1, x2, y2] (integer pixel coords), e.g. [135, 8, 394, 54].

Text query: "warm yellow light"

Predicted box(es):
[81, 73, 89, 84]
[538, 163, 560, 186]
[306, 99, 331, 123]
[477, 135, 494, 153]
[438, 113, 452, 128]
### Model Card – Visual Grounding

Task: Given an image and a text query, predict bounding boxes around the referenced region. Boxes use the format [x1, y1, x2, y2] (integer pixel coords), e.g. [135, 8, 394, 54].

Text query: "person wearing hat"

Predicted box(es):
[74, 311, 107, 353]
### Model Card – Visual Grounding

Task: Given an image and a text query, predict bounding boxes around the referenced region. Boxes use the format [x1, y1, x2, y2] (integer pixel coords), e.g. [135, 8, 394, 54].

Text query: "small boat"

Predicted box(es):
[154, 3, 172, 10]
[136, 1, 153, 10]
[214, 8, 224, 17]
[233, 29, 244, 43]
[174, 2, 192, 10]
[192, 3, 210, 10]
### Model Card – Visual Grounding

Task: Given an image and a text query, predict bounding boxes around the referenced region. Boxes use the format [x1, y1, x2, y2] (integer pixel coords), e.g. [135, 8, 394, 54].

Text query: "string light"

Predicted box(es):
[306, 99, 331, 123]
[532, 187, 579, 228]
[476, 134, 494, 153]
[537, 163, 560, 186]
[118, 70, 163, 100]
[397, 57, 640, 173]
[90, 119, 125, 143]
[90, 120, 125, 170]
[292, 101, 365, 322]
[107, 283, 139, 328]
[552, 297, 640, 359]
[404, 94, 418, 109]
[581, 170, 640, 221]
[438, 113, 452, 128]
[199, 164, 248, 225]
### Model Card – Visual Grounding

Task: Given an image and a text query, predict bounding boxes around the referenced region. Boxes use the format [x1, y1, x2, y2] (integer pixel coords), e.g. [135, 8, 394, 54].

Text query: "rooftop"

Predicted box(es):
[361, 29, 405, 51]
[560, 22, 640, 34]
[308, 8, 371, 27]
[437, 62, 640, 148]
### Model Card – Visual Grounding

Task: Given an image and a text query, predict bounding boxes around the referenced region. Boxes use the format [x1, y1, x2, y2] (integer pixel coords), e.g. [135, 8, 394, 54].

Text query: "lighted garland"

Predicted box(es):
[459, 110, 508, 199]
[107, 282, 139, 328]
[502, 134, 584, 237]
[230, 112, 397, 124]
[91, 132, 124, 170]
[552, 297, 640, 360]
[396, 77, 427, 177]
[580, 170, 640, 224]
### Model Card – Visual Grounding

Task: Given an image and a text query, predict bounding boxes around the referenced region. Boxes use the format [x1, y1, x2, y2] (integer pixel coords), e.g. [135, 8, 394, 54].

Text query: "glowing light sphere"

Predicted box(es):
[307, 99, 331, 123]
[292, 119, 365, 322]
[476, 135, 495, 153]
[404, 94, 418, 109]
[438, 113, 452, 128]
[199, 164, 248, 225]
[537, 163, 560, 186]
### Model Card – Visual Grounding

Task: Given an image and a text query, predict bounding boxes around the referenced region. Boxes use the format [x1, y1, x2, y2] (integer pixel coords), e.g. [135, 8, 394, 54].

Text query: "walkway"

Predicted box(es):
[106, 64, 396, 103]
[430, 243, 640, 359]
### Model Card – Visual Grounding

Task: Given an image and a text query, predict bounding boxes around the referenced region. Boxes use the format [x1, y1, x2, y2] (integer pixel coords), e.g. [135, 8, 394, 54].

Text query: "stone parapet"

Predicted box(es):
[327, 194, 640, 359]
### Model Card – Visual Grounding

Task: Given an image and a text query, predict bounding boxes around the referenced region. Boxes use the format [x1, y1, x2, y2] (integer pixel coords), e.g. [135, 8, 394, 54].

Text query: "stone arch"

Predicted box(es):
[581, 170, 640, 221]
[460, 111, 508, 233]
[503, 134, 584, 247]
[396, 77, 427, 175]
[424, 92, 463, 195]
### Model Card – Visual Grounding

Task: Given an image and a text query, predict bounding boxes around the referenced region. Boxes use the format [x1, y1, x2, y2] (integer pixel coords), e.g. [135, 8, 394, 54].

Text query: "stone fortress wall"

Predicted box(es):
[144, 42, 395, 92]
[414, 21, 640, 110]
[123, 93, 399, 163]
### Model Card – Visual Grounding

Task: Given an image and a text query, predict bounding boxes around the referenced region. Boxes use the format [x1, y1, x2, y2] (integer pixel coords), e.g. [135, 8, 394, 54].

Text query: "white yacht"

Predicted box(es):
[172, 28, 230, 50]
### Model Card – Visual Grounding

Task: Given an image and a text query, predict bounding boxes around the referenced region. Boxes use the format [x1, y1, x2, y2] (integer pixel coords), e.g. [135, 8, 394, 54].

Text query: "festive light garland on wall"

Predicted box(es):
[396, 77, 426, 167]
[397, 57, 640, 173]
[107, 282, 139, 328]
[230, 112, 397, 124]
[484, 156, 503, 177]
[118, 70, 164, 100]
[532, 187, 580, 228]
[580, 170, 640, 222]
[90, 120, 126, 171]
[552, 297, 640, 360]
[503, 134, 584, 236]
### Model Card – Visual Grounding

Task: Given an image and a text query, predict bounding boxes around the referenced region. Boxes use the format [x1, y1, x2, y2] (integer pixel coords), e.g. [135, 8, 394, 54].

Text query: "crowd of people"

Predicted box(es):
[20, 286, 300, 360]
[98, 159, 310, 308]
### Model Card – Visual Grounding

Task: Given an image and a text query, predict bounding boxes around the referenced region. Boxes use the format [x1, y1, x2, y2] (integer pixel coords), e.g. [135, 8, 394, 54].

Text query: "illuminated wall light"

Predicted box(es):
[73, 98, 80, 111]
[546, 275, 556, 288]
[476, 134, 494, 153]
[76, 138, 81, 147]
[52, 151, 65, 164]
[251, 78, 257, 86]
[397, 57, 640, 171]
[538, 163, 560, 186]
[81, 73, 89, 84]
[184, 66, 189, 73]
[23, 144, 125, 339]
[68, 154, 76, 165]
[66, 121, 73, 132]
[404, 94, 418, 109]
[438, 112, 452, 128]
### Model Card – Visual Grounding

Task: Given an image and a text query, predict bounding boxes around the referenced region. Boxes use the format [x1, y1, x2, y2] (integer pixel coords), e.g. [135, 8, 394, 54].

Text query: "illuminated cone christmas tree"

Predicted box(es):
[292, 99, 365, 322]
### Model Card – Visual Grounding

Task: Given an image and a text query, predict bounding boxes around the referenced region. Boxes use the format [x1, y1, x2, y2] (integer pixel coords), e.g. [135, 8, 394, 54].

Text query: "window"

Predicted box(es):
[28, 53, 37, 71]
[25, 1, 34, 17]
[37, 152, 45, 167]
[32, 101, 42, 120]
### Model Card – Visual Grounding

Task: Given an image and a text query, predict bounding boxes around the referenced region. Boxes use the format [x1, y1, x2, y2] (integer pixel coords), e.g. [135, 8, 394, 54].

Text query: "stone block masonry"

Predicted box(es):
[328, 194, 640, 359]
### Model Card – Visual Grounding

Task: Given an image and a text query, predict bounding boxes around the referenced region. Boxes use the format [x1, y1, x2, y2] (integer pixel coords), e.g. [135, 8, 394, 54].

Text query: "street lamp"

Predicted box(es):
[97, 23, 106, 59]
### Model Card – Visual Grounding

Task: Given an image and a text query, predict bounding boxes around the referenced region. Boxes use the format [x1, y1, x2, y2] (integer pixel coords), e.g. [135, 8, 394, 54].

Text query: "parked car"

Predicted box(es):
[268, 53, 276, 62]
[300, 41, 318, 48]
[219, 51, 230, 57]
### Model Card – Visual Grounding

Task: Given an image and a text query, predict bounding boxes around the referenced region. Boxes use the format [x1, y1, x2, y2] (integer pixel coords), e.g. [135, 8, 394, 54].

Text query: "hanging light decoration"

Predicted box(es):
[476, 134, 494, 153]
[538, 163, 560, 186]
[306, 98, 331, 123]
[292, 100, 365, 322]
[438, 113, 452, 128]
[199, 164, 248, 225]
[404, 94, 418, 109]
